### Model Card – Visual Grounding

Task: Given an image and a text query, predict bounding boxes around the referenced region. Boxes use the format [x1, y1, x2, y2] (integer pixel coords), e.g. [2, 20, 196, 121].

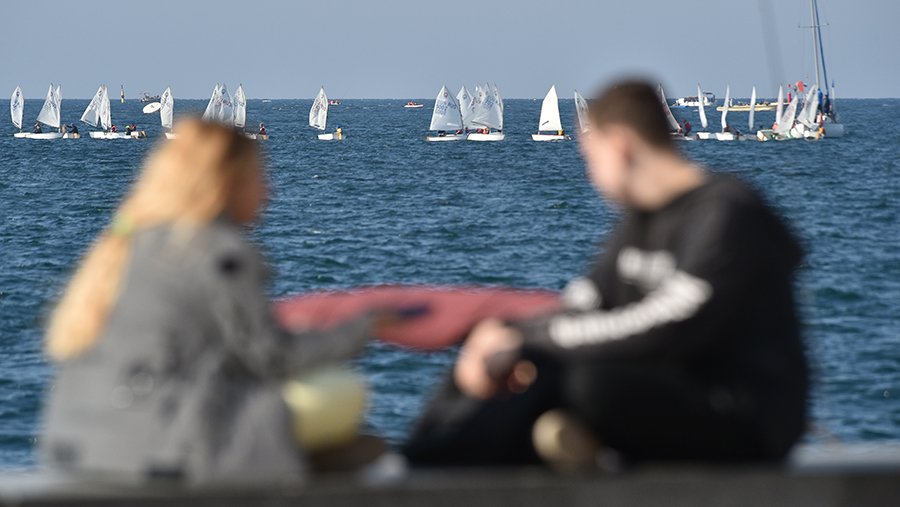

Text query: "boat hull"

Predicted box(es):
[715, 132, 739, 141]
[715, 105, 777, 112]
[467, 132, 505, 142]
[90, 132, 144, 140]
[27, 132, 63, 140]
[695, 132, 715, 140]
[404, 105, 424, 109]
[425, 134, 464, 142]
[318, 132, 345, 141]
[531, 134, 567, 141]
[164, 132, 179, 140]
[13, 132, 29, 138]
[62, 133, 79, 139]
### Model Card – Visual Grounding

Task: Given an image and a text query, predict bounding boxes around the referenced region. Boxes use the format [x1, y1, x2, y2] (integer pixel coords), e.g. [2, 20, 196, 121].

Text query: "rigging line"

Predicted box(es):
[757, 0, 786, 96]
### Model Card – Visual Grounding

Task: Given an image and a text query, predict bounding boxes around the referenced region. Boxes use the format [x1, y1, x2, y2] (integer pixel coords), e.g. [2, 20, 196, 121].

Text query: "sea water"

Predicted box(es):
[0, 98, 897, 469]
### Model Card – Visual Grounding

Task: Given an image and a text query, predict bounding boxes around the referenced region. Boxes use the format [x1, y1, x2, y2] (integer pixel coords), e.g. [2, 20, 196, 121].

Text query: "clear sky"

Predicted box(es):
[3, 0, 896, 100]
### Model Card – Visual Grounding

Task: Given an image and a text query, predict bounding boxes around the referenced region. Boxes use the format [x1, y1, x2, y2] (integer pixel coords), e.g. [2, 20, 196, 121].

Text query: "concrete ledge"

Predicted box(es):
[1, 444, 899, 507]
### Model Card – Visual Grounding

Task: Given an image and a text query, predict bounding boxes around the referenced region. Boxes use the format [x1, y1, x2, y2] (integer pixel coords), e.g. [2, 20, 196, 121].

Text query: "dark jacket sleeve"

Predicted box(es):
[517, 192, 798, 362]
[203, 228, 370, 380]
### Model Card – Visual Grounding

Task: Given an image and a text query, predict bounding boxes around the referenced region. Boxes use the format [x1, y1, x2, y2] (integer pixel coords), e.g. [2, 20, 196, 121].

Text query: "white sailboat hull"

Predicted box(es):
[531, 134, 567, 141]
[62, 133, 80, 139]
[318, 132, 345, 141]
[165, 132, 179, 140]
[715, 132, 739, 141]
[425, 134, 464, 142]
[695, 132, 715, 140]
[466, 132, 505, 142]
[13, 132, 30, 138]
[27, 132, 64, 140]
[243, 133, 258, 140]
[90, 132, 138, 140]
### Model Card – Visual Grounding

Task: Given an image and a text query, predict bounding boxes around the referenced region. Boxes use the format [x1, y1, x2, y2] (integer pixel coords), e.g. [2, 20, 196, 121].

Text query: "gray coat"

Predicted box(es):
[40, 221, 370, 484]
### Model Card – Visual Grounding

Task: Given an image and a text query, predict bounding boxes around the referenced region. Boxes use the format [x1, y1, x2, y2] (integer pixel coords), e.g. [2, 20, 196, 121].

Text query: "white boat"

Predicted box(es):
[232, 84, 259, 139]
[573, 90, 590, 134]
[673, 92, 715, 107]
[425, 85, 464, 142]
[10, 86, 27, 138]
[404, 101, 424, 109]
[694, 83, 714, 139]
[159, 87, 177, 139]
[310, 86, 343, 140]
[202, 83, 233, 124]
[757, 85, 785, 141]
[82, 84, 145, 139]
[23, 84, 64, 139]
[466, 83, 504, 141]
[532, 85, 568, 141]
[714, 85, 739, 141]
[658, 84, 683, 138]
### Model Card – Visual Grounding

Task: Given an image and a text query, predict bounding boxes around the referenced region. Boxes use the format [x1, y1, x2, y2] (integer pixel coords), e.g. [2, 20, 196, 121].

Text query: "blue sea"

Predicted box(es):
[1, 97, 898, 470]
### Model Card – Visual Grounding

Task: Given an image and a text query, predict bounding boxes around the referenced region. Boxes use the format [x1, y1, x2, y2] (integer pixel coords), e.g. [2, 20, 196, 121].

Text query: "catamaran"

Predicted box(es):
[425, 85, 463, 142]
[23, 84, 64, 140]
[10, 86, 27, 138]
[310, 86, 343, 140]
[573, 90, 590, 134]
[532, 85, 567, 141]
[466, 83, 504, 141]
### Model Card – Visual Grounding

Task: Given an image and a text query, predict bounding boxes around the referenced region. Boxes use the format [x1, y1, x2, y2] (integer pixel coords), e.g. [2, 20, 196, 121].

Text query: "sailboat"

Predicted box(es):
[10, 86, 28, 138]
[715, 85, 739, 141]
[748, 85, 757, 133]
[792, 84, 821, 139]
[425, 85, 463, 142]
[774, 95, 800, 140]
[466, 83, 504, 141]
[159, 87, 176, 139]
[757, 85, 784, 141]
[573, 90, 590, 134]
[202, 84, 233, 124]
[457, 86, 473, 132]
[658, 84, 683, 139]
[82, 84, 143, 139]
[233, 84, 262, 140]
[695, 83, 714, 140]
[27, 84, 63, 140]
[532, 85, 567, 141]
[806, 0, 844, 137]
[310, 86, 343, 140]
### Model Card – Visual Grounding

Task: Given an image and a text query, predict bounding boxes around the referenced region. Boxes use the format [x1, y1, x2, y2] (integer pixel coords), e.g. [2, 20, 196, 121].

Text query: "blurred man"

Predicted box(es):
[404, 80, 808, 468]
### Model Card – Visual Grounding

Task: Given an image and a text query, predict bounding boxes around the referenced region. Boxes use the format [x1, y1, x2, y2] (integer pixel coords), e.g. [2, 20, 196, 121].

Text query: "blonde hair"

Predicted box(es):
[46, 119, 260, 361]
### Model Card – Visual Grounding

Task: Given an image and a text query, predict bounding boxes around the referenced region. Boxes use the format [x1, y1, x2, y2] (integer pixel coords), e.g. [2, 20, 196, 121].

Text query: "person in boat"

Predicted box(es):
[110, 124, 118, 133]
[32, 122, 42, 134]
[455, 129, 463, 135]
[683, 120, 692, 136]
[437, 130, 446, 137]
[40, 119, 393, 484]
[258, 123, 267, 136]
[124, 124, 133, 135]
[403, 80, 808, 468]
[335, 126, 343, 139]
[67, 124, 79, 135]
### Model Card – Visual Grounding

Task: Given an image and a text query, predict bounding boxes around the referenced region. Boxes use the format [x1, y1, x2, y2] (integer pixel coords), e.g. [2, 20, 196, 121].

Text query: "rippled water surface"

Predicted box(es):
[1, 97, 897, 469]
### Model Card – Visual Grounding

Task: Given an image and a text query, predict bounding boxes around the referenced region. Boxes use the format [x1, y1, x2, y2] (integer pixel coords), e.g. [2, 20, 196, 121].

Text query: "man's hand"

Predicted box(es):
[454, 319, 528, 399]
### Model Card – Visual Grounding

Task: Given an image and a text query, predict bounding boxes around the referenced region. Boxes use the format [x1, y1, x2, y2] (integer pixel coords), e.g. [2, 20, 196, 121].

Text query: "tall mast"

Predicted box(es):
[809, 0, 821, 90]
[813, 0, 831, 96]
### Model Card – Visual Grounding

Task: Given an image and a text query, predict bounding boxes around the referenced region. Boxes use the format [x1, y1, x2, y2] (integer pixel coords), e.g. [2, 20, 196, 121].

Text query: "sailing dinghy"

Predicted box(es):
[159, 87, 177, 139]
[467, 83, 504, 141]
[695, 83, 714, 139]
[82, 85, 135, 139]
[202, 84, 234, 124]
[715, 85, 739, 141]
[310, 86, 343, 140]
[532, 85, 567, 141]
[573, 90, 590, 134]
[26, 84, 64, 140]
[10, 86, 28, 138]
[658, 85, 685, 139]
[426, 85, 464, 142]
[232, 84, 262, 140]
[757, 85, 784, 141]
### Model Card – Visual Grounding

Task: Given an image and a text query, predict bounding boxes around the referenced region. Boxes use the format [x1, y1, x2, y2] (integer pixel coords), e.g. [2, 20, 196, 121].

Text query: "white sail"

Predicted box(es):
[202, 84, 220, 121]
[80, 85, 105, 127]
[457, 86, 473, 128]
[36, 84, 61, 129]
[658, 84, 680, 132]
[720, 85, 730, 130]
[309, 86, 328, 130]
[799, 85, 819, 127]
[492, 83, 504, 115]
[537, 85, 562, 132]
[10, 86, 23, 130]
[697, 83, 708, 129]
[160, 86, 174, 129]
[429, 85, 462, 131]
[775, 85, 784, 125]
[233, 84, 246, 128]
[776, 96, 799, 135]
[98, 85, 111, 131]
[217, 84, 233, 124]
[748, 86, 757, 131]
[469, 84, 503, 131]
[574, 90, 590, 133]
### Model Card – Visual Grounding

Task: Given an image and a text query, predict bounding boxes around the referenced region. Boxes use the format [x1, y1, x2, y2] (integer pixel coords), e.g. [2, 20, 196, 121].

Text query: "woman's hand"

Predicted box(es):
[454, 319, 529, 399]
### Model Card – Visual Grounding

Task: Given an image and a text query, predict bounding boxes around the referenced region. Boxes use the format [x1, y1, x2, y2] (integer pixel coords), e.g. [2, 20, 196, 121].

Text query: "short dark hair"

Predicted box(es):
[588, 80, 675, 151]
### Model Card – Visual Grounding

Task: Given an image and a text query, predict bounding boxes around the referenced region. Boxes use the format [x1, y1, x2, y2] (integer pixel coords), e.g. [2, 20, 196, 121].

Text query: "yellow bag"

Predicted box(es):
[282, 367, 367, 452]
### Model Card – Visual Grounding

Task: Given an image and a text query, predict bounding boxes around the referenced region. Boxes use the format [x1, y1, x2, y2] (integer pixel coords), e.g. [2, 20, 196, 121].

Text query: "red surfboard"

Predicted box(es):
[275, 285, 561, 350]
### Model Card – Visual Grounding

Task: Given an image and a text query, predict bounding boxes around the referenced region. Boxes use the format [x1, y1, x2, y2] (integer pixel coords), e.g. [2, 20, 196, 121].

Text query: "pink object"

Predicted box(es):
[275, 285, 561, 350]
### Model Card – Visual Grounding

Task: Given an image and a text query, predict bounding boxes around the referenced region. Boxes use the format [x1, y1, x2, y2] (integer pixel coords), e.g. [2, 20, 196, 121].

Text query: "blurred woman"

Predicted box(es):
[41, 119, 373, 484]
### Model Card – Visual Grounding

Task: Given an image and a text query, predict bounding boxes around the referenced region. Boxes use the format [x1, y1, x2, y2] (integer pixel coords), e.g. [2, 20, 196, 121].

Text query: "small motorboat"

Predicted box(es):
[328, 99, 341, 106]
[404, 101, 424, 109]
[673, 92, 716, 108]
[140, 92, 161, 102]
